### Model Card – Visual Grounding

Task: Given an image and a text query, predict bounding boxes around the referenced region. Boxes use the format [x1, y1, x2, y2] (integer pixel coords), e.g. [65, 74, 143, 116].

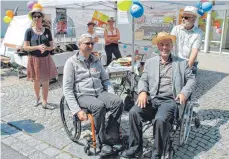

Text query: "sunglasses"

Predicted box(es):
[33, 15, 42, 19]
[84, 42, 94, 46]
[182, 16, 194, 20]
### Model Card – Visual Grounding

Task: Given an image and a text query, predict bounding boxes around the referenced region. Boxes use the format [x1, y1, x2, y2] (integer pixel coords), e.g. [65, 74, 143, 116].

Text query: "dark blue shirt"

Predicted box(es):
[24, 28, 53, 57]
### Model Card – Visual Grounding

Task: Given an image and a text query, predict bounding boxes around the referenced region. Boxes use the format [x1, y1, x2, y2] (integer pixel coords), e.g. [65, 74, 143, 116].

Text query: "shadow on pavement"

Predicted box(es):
[175, 109, 229, 158]
[194, 69, 229, 99]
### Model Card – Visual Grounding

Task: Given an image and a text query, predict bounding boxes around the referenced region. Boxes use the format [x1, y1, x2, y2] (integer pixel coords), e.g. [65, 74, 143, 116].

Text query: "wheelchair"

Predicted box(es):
[160, 98, 200, 159]
[60, 96, 96, 156]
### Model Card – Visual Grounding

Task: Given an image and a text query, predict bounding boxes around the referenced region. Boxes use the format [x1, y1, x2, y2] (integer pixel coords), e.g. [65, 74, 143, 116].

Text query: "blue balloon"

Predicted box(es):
[197, 9, 205, 16]
[133, 0, 141, 5]
[144, 47, 148, 51]
[130, 3, 144, 18]
[202, 2, 213, 12]
[195, 1, 202, 9]
[123, 44, 127, 49]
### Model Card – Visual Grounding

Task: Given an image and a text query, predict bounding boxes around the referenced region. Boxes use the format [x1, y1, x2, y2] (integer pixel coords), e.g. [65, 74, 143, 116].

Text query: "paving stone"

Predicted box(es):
[19, 143, 36, 156]
[25, 138, 42, 147]
[35, 143, 50, 151]
[1, 136, 18, 146]
[55, 152, 72, 159]
[29, 151, 52, 159]
[43, 147, 61, 157]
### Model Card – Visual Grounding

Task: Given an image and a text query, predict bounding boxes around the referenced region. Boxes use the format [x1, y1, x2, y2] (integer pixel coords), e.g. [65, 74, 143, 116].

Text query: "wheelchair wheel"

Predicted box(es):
[60, 96, 81, 142]
[179, 102, 194, 146]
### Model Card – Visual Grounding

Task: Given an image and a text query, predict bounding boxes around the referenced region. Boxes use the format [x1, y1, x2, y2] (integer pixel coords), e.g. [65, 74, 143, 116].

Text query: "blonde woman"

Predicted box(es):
[24, 7, 57, 109]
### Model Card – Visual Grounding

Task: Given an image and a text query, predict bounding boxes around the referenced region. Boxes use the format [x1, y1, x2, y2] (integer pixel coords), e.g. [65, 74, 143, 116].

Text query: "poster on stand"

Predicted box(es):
[91, 10, 109, 28]
[56, 8, 67, 34]
[135, 9, 176, 41]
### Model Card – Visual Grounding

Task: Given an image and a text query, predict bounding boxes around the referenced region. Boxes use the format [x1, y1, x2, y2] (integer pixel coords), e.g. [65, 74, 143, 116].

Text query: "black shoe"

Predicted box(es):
[100, 144, 116, 156]
[151, 150, 161, 159]
[119, 148, 143, 158]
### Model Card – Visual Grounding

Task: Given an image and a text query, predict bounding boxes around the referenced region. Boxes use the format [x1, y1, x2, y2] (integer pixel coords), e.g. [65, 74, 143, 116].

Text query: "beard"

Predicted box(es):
[182, 20, 194, 28]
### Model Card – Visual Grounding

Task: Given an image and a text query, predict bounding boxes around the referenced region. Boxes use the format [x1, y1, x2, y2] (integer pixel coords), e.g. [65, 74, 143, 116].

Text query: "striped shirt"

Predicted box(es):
[171, 25, 203, 60]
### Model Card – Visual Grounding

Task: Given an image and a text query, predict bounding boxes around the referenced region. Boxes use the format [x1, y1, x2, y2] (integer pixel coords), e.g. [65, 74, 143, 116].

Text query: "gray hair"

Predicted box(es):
[77, 34, 92, 46]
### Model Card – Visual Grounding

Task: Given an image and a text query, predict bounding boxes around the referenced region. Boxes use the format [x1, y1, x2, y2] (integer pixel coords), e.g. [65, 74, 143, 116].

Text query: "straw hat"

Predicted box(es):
[28, 8, 44, 20]
[152, 32, 176, 45]
[107, 17, 115, 22]
[183, 6, 199, 17]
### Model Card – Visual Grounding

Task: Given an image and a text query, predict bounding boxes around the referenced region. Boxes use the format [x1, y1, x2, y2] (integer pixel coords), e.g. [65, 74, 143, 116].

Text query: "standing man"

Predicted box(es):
[171, 6, 203, 73]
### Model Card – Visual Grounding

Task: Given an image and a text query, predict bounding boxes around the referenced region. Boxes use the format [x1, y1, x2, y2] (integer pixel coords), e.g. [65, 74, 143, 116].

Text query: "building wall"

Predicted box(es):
[1, 1, 29, 38]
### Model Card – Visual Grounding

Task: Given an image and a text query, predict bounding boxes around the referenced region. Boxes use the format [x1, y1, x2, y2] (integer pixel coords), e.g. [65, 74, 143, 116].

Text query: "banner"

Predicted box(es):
[135, 9, 176, 41]
[56, 8, 67, 34]
[91, 11, 109, 28]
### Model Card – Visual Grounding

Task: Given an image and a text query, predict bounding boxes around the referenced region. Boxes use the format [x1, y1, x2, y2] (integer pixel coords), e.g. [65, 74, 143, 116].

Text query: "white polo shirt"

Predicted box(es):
[171, 25, 203, 60]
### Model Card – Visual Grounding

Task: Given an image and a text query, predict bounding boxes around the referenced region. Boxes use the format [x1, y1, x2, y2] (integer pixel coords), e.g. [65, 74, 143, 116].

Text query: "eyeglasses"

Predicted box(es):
[84, 42, 94, 46]
[182, 16, 194, 20]
[33, 15, 42, 19]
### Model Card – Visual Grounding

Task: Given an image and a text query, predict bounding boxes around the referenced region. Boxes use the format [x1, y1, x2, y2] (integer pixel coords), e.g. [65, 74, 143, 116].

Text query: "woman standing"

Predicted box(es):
[104, 17, 122, 66]
[87, 21, 99, 43]
[86, 22, 99, 53]
[24, 7, 57, 109]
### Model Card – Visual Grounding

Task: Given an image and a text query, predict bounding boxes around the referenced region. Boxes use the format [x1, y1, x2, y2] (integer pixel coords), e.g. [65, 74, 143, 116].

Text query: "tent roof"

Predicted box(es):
[39, 0, 229, 11]
[38, 0, 117, 11]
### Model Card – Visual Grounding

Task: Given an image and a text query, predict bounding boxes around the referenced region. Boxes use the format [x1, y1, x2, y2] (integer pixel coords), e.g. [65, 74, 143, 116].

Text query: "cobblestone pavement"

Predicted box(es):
[1, 54, 229, 159]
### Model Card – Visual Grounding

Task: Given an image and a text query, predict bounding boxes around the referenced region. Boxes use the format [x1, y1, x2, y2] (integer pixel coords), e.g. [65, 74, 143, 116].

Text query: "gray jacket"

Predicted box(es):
[63, 51, 113, 114]
[138, 55, 196, 100]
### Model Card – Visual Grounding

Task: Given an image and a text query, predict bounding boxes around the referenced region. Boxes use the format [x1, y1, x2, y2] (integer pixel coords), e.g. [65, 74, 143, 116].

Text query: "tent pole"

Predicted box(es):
[131, 16, 135, 92]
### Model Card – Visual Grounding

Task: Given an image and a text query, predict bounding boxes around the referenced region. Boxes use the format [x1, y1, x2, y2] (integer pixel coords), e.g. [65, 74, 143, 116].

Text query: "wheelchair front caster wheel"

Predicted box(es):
[194, 117, 200, 128]
[84, 146, 91, 156]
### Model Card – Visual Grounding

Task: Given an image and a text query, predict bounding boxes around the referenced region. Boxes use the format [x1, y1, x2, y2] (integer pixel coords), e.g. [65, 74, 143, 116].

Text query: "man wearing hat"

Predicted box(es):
[171, 6, 203, 73]
[120, 32, 196, 159]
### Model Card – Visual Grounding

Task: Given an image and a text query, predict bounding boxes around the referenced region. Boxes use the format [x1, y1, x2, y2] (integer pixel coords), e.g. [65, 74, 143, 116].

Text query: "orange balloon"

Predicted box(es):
[33, 3, 43, 9]
[6, 10, 14, 18]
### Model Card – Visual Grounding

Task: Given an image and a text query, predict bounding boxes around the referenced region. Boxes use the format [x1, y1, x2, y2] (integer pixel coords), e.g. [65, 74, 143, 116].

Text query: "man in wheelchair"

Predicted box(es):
[120, 32, 196, 159]
[63, 34, 123, 155]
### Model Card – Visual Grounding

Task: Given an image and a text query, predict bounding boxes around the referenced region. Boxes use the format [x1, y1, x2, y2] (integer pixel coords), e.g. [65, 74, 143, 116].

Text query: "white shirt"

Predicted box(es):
[171, 25, 203, 60]
[85, 32, 99, 52]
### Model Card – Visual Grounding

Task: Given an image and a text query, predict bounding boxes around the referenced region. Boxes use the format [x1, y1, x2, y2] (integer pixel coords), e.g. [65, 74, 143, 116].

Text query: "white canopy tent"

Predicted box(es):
[38, 0, 229, 90]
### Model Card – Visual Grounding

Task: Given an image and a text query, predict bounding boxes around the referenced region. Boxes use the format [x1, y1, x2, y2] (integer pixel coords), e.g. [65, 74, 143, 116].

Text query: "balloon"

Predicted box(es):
[6, 10, 14, 18]
[130, 3, 144, 18]
[144, 47, 148, 51]
[3, 16, 12, 23]
[117, 0, 132, 11]
[123, 44, 127, 49]
[216, 28, 222, 34]
[133, 0, 141, 5]
[163, 16, 173, 23]
[201, 13, 207, 19]
[212, 11, 218, 18]
[195, 1, 202, 9]
[27, 1, 36, 10]
[33, 3, 43, 9]
[202, 2, 213, 12]
[197, 9, 205, 16]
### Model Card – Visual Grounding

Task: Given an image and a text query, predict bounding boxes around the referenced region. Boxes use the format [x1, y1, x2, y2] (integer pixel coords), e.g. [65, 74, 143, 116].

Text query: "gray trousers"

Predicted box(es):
[77, 91, 123, 145]
[128, 99, 177, 156]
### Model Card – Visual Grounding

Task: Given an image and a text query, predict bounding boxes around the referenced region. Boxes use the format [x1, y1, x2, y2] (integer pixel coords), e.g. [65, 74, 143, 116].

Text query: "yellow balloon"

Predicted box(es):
[117, 0, 132, 11]
[3, 16, 12, 24]
[163, 16, 173, 23]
